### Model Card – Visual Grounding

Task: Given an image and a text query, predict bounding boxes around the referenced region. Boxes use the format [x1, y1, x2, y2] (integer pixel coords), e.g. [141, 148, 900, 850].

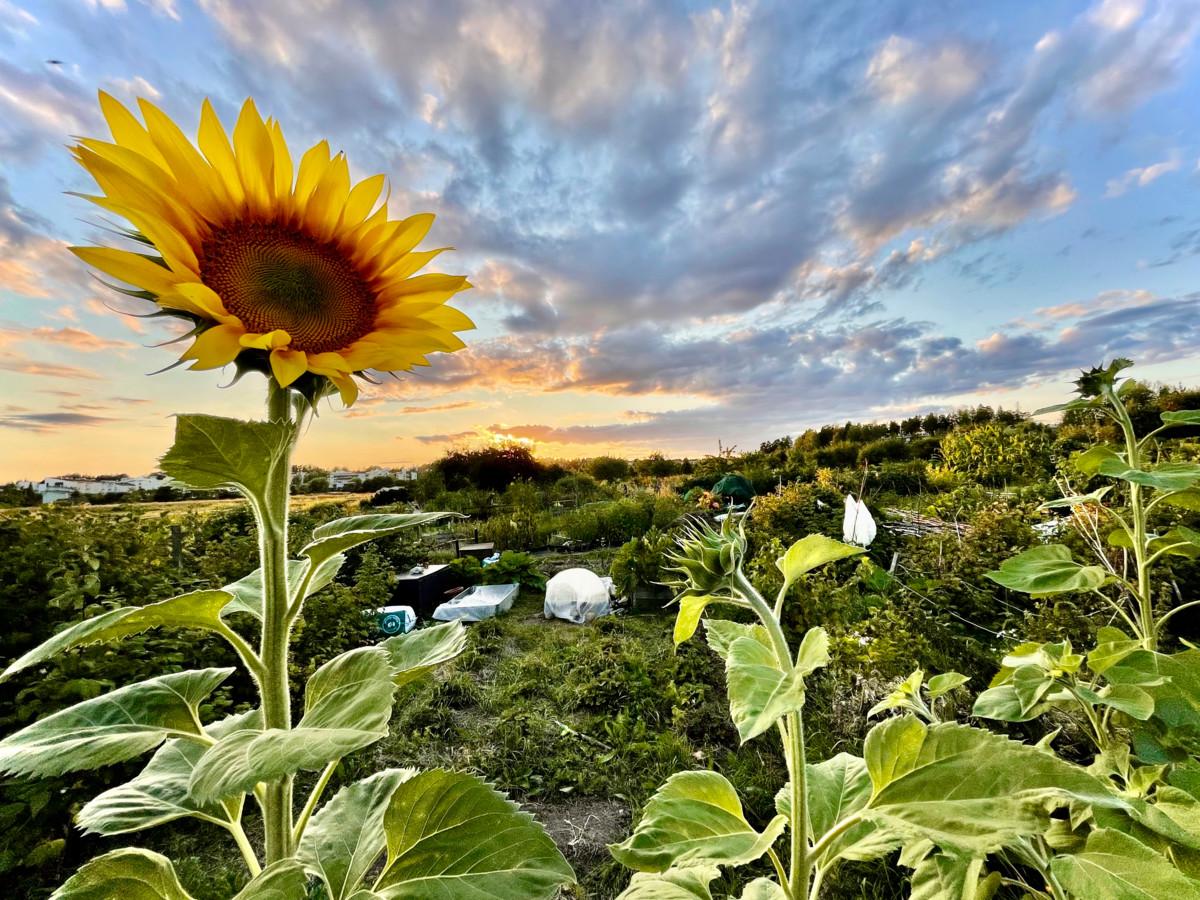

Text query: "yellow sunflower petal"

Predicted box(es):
[181, 323, 244, 369]
[170, 282, 234, 321]
[307, 351, 355, 372]
[233, 98, 275, 212]
[69, 246, 185, 296]
[361, 214, 435, 277]
[340, 173, 386, 229]
[73, 145, 201, 243]
[421, 305, 476, 332]
[268, 119, 293, 204]
[138, 98, 228, 219]
[304, 152, 350, 240]
[377, 247, 449, 284]
[98, 91, 168, 169]
[269, 348, 308, 386]
[87, 198, 200, 276]
[293, 140, 331, 209]
[198, 98, 245, 207]
[240, 329, 292, 350]
[308, 363, 359, 404]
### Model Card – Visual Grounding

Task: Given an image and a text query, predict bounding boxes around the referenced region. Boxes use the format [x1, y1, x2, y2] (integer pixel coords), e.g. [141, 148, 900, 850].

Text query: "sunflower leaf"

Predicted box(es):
[609, 770, 786, 871]
[48, 848, 194, 900]
[0, 668, 232, 778]
[2, 590, 234, 681]
[190, 647, 395, 801]
[378, 769, 575, 898]
[159, 414, 294, 500]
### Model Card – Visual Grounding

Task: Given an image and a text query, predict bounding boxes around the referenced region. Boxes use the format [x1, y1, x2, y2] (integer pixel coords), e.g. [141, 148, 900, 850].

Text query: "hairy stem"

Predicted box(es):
[259, 381, 298, 863]
[1110, 386, 1154, 650]
[733, 570, 809, 898]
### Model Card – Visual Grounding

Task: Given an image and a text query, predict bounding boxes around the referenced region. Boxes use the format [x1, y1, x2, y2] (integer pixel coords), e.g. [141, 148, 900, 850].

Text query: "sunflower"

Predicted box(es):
[69, 92, 474, 406]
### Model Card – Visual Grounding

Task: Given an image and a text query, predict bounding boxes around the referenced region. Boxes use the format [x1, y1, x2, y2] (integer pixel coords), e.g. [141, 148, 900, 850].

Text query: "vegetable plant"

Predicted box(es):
[611, 502, 1200, 898]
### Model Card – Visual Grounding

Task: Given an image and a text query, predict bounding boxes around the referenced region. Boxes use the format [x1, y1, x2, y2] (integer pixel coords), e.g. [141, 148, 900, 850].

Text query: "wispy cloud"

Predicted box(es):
[1105, 157, 1181, 196]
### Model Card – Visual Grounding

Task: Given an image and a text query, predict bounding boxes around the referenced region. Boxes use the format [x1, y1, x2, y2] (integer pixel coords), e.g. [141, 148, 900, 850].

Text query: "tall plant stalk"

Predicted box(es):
[258, 382, 300, 863]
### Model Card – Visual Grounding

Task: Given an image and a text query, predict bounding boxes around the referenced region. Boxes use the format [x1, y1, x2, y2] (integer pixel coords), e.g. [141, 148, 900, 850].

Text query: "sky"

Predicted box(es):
[2, 0, 1200, 480]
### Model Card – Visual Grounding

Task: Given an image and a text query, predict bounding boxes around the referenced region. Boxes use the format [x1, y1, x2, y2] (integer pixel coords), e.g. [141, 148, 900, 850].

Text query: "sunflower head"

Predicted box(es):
[69, 92, 475, 406]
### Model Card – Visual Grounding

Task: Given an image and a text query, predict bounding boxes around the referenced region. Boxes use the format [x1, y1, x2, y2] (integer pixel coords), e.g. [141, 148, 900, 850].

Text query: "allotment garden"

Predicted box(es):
[2, 363, 1200, 898]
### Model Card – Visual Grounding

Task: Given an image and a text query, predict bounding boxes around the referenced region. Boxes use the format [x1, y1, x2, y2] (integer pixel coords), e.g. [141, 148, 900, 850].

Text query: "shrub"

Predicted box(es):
[482, 550, 546, 591]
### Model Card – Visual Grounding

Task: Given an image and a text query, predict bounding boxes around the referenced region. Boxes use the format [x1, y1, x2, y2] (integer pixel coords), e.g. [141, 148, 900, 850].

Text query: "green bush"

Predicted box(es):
[482, 550, 546, 591]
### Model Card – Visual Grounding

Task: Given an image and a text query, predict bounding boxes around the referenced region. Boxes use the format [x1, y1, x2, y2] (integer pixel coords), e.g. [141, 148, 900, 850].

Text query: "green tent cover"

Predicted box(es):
[712, 474, 754, 504]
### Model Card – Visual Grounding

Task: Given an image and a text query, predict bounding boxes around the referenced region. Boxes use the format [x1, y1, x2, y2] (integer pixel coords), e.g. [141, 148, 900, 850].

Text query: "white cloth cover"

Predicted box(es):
[432, 583, 519, 622]
[543, 568, 612, 623]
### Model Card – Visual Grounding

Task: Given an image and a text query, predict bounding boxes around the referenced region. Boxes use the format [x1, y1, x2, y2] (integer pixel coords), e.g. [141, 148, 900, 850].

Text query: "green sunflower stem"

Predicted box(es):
[260, 379, 298, 863]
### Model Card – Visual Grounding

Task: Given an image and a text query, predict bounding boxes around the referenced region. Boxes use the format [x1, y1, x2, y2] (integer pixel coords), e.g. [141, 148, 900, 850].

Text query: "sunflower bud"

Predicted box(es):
[664, 515, 747, 596]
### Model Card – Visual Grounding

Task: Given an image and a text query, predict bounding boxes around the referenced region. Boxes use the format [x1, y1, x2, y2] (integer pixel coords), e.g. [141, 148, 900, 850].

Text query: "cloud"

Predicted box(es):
[413, 430, 478, 444]
[454, 290, 1200, 449]
[1105, 157, 1181, 196]
[0, 59, 97, 162]
[0, 411, 114, 432]
[0, 325, 133, 352]
[0, 354, 104, 380]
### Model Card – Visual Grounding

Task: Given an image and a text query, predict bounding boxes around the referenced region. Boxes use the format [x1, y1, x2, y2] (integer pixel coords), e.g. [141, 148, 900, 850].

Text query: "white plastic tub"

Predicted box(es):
[432, 583, 519, 622]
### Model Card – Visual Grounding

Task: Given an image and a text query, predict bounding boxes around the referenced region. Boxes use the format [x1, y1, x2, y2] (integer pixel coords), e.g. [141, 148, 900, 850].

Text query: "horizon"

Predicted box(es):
[4, 0, 1200, 479]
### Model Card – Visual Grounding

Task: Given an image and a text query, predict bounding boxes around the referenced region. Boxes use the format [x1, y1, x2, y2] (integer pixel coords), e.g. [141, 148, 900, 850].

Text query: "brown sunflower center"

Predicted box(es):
[200, 221, 375, 354]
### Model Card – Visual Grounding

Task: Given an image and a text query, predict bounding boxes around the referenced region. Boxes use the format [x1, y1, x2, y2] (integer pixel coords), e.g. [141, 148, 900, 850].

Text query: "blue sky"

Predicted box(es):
[2, 0, 1200, 478]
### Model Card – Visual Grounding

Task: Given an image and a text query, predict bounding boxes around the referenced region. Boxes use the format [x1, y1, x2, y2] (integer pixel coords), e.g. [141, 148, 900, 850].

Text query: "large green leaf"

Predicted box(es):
[861, 717, 1130, 855]
[232, 860, 310, 899]
[376, 769, 574, 898]
[1089, 627, 1142, 676]
[301, 513, 454, 567]
[703, 618, 773, 662]
[190, 648, 395, 801]
[223, 555, 346, 620]
[797, 753, 899, 865]
[1096, 459, 1200, 492]
[617, 865, 719, 899]
[1162, 410, 1200, 426]
[159, 414, 293, 498]
[776, 534, 865, 589]
[1050, 828, 1200, 899]
[49, 848, 194, 899]
[723, 632, 805, 743]
[609, 770, 786, 872]
[909, 853, 998, 900]
[77, 709, 261, 835]
[2, 591, 234, 681]
[0, 668, 232, 778]
[1073, 446, 1122, 476]
[985, 545, 1108, 596]
[380, 622, 467, 688]
[298, 768, 416, 900]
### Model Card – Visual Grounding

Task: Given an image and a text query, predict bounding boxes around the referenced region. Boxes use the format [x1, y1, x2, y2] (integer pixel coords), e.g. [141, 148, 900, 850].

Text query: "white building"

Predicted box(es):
[325, 466, 419, 490]
[19, 472, 175, 504]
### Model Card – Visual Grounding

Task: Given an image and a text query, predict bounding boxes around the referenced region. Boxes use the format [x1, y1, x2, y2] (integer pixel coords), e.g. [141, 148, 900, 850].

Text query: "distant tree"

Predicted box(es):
[0, 484, 39, 508]
[434, 443, 545, 491]
[588, 456, 633, 482]
[634, 452, 680, 477]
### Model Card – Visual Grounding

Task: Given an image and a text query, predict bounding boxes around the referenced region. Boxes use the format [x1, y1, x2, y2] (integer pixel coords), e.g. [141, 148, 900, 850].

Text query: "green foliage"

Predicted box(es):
[614, 373, 1200, 900]
[610, 528, 674, 599]
[482, 550, 546, 591]
[938, 421, 1053, 485]
[3, 409, 572, 899]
